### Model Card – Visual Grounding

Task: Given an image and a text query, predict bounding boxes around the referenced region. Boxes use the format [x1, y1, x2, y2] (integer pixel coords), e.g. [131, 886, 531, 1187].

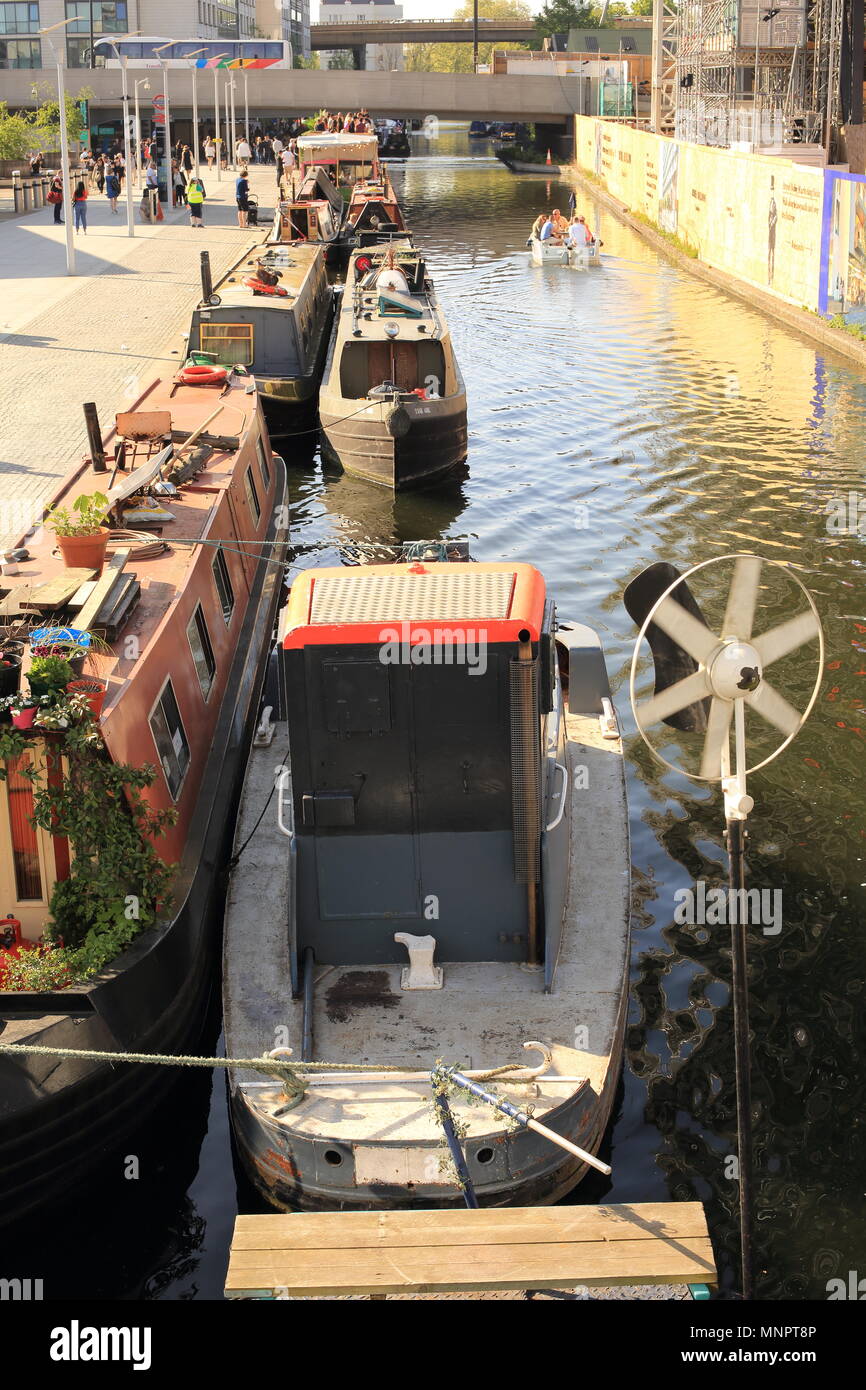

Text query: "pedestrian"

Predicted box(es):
[236, 134, 251, 164]
[219, 137, 228, 170]
[187, 176, 206, 227]
[48, 173, 63, 224]
[72, 179, 88, 234]
[254, 134, 263, 164]
[204, 136, 215, 169]
[29, 150, 43, 176]
[95, 156, 105, 194]
[173, 161, 187, 206]
[235, 165, 250, 227]
[182, 144, 193, 175]
[271, 134, 282, 164]
[105, 167, 120, 213]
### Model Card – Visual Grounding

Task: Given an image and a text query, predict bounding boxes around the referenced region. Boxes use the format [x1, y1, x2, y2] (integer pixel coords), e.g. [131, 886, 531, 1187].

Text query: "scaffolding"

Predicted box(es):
[656, 0, 831, 148]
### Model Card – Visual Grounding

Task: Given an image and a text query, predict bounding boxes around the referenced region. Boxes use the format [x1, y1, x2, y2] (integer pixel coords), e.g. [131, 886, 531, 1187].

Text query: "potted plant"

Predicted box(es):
[45, 492, 111, 574]
[27, 654, 75, 699]
[66, 677, 107, 720]
[0, 650, 21, 698]
[8, 695, 38, 730]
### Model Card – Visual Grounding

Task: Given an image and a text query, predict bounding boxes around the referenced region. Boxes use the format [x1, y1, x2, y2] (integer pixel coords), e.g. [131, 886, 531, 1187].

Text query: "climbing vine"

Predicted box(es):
[0, 714, 176, 990]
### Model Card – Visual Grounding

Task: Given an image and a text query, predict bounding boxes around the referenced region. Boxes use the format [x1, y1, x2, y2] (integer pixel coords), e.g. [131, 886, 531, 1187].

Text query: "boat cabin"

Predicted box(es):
[278, 560, 561, 978]
[348, 174, 406, 242]
[296, 132, 380, 187]
[186, 244, 331, 408]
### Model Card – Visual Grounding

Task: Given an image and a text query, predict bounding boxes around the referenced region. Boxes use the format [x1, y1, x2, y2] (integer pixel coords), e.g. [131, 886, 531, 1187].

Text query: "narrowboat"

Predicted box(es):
[347, 170, 409, 248]
[223, 555, 630, 1210]
[185, 246, 334, 419]
[269, 165, 349, 267]
[295, 132, 381, 190]
[318, 241, 468, 490]
[377, 121, 411, 160]
[0, 369, 289, 1225]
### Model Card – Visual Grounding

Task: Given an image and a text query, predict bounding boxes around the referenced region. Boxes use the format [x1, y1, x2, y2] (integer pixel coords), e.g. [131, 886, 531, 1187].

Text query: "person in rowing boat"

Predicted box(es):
[552, 209, 570, 241]
[530, 212, 546, 240]
[568, 216, 592, 248]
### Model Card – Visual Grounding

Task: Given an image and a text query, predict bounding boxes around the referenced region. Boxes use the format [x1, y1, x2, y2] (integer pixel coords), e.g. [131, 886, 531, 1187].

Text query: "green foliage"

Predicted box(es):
[327, 51, 356, 71]
[0, 102, 35, 160]
[28, 654, 75, 693]
[294, 54, 320, 70]
[534, 0, 600, 39]
[0, 85, 94, 160]
[406, 0, 535, 73]
[45, 491, 109, 538]
[827, 312, 866, 341]
[0, 720, 176, 984]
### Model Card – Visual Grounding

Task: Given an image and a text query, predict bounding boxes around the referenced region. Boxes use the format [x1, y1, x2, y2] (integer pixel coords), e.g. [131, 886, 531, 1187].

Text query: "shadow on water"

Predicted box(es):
[10, 126, 866, 1300]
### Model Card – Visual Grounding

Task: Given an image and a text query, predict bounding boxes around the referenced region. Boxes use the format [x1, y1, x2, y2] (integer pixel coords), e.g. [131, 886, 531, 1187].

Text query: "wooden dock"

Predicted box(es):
[225, 1202, 717, 1299]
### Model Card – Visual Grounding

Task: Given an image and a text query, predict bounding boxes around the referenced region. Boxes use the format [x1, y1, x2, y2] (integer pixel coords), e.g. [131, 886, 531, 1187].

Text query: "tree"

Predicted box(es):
[0, 102, 35, 159]
[294, 53, 320, 70]
[327, 51, 356, 71]
[405, 0, 536, 75]
[534, 0, 601, 41]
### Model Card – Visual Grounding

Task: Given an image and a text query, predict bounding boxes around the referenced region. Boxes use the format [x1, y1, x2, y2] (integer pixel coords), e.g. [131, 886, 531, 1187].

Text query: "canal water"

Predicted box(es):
[8, 127, 865, 1300]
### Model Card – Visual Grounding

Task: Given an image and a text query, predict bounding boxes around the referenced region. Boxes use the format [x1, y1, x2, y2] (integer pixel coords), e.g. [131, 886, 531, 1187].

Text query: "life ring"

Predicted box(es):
[178, 364, 227, 386]
[243, 275, 288, 297]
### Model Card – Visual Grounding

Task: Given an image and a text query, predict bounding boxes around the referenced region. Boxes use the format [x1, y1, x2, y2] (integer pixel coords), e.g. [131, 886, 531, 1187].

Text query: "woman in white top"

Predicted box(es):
[204, 138, 215, 170]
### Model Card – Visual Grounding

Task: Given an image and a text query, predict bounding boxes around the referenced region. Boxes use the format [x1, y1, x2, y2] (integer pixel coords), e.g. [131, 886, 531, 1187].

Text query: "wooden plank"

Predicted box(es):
[0, 583, 33, 617]
[20, 568, 98, 613]
[225, 1238, 717, 1297]
[74, 549, 130, 630]
[230, 1203, 711, 1252]
[225, 1203, 718, 1297]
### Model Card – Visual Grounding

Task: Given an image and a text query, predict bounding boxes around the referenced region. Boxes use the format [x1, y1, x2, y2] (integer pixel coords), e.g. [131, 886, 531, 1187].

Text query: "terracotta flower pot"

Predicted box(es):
[11, 707, 37, 730]
[67, 679, 106, 719]
[56, 528, 110, 576]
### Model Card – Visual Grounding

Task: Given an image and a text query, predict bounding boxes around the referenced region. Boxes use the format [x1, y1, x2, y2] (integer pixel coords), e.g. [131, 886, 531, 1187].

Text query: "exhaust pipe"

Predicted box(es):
[510, 628, 542, 967]
[200, 250, 213, 304]
[83, 402, 106, 473]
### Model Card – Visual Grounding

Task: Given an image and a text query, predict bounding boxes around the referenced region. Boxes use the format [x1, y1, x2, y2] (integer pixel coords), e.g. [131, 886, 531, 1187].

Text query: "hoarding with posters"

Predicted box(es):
[820, 171, 866, 326]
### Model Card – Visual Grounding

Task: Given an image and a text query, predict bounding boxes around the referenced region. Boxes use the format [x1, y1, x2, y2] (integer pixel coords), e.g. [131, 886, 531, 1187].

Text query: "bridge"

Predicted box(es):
[1, 68, 580, 128]
[311, 18, 538, 48]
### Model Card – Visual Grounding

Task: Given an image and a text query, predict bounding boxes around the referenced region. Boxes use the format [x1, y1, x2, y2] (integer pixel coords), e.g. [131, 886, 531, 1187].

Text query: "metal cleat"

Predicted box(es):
[394, 932, 443, 990]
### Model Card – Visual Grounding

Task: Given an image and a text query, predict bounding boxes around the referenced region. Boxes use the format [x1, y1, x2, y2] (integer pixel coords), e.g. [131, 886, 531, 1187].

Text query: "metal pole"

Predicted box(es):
[473, 0, 479, 72]
[230, 78, 237, 168]
[121, 56, 134, 237]
[243, 68, 249, 147]
[192, 64, 200, 178]
[56, 52, 76, 275]
[432, 1087, 479, 1207]
[224, 79, 231, 169]
[213, 66, 222, 182]
[163, 61, 172, 206]
[727, 813, 754, 1302]
[754, 11, 761, 144]
[134, 82, 141, 188]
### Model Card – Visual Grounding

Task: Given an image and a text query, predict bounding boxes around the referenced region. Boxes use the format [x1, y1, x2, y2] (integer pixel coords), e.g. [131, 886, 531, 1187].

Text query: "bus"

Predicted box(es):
[101, 38, 292, 69]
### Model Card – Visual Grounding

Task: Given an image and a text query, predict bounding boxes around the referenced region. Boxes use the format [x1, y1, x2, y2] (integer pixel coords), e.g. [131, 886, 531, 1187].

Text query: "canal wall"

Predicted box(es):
[569, 116, 866, 344]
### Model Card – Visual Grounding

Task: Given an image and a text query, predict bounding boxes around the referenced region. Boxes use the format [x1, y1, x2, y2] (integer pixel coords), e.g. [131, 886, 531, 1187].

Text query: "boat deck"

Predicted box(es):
[209, 242, 324, 310]
[224, 712, 630, 1144]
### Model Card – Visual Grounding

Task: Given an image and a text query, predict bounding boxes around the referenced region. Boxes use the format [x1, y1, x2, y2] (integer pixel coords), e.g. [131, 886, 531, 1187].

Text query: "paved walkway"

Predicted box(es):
[0, 164, 279, 549]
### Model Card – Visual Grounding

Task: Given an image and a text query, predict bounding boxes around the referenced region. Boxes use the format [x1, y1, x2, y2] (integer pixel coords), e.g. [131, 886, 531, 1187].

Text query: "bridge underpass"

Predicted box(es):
[0, 68, 580, 129]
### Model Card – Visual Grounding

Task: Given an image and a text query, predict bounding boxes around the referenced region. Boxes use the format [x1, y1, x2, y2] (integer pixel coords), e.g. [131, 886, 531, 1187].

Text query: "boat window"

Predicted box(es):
[212, 547, 235, 624]
[199, 322, 254, 367]
[245, 466, 261, 523]
[187, 603, 216, 702]
[256, 435, 271, 490]
[149, 680, 191, 802]
[5, 754, 42, 900]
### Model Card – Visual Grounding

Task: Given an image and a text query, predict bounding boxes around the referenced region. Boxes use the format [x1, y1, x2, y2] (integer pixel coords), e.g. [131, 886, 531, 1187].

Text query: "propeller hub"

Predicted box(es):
[708, 640, 762, 701]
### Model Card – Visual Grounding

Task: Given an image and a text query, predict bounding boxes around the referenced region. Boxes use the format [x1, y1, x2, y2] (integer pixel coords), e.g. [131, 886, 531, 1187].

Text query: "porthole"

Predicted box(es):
[324, 1149, 343, 1167]
[476, 1147, 495, 1166]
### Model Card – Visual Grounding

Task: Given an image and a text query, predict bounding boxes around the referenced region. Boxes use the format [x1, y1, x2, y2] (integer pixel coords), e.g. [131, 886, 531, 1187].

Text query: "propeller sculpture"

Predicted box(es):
[625, 553, 824, 1301]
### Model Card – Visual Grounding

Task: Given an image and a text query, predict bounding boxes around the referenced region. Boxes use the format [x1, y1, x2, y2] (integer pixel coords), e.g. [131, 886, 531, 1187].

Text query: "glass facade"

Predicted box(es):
[65, 1, 128, 67]
[0, 36, 39, 65]
[0, 2, 39, 34]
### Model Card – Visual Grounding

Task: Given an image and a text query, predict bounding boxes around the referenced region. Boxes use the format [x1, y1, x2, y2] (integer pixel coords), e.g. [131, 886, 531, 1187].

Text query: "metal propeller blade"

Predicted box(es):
[722, 555, 762, 639]
[637, 669, 711, 726]
[746, 680, 801, 738]
[624, 563, 712, 733]
[752, 611, 820, 668]
[700, 697, 734, 779]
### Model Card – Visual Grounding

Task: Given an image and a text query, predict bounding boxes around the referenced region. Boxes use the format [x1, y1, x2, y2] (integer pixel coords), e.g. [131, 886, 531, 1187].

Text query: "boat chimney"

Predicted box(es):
[200, 250, 213, 305]
[83, 402, 107, 473]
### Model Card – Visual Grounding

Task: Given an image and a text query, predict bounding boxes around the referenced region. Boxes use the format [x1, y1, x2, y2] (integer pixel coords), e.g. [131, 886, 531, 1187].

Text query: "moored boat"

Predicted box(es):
[185, 245, 334, 419]
[318, 241, 467, 491]
[0, 370, 289, 1225]
[295, 132, 380, 191]
[223, 555, 630, 1210]
[530, 235, 601, 268]
[269, 164, 349, 267]
[347, 169, 408, 247]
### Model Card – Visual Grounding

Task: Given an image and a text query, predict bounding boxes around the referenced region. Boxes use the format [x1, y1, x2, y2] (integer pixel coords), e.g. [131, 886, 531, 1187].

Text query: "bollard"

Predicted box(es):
[34, 178, 44, 209]
[12, 174, 23, 215]
[22, 181, 31, 212]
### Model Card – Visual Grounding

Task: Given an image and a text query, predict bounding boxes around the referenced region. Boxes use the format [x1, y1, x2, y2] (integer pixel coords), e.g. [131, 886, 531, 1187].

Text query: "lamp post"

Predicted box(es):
[229, 78, 238, 170]
[39, 18, 77, 276]
[212, 54, 227, 182]
[134, 77, 150, 189]
[186, 49, 207, 178]
[94, 33, 140, 239]
[153, 41, 176, 207]
[243, 67, 249, 148]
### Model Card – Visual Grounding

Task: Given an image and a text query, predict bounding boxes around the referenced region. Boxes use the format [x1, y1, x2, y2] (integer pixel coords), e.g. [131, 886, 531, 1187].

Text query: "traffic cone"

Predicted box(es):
[546, 149, 552, 165]
[155, 196, 164, 222]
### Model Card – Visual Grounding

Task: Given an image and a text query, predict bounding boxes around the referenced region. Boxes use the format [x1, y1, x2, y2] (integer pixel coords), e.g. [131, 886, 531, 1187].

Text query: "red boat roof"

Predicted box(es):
[281, 562, 546, 648]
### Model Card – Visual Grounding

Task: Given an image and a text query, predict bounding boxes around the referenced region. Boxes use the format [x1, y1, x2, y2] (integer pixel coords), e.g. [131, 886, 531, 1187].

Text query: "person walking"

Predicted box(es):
[187, 176, 206, 228]
[72, 179, 88, 234]
[182, 144, 193, 175]
[204, 136, 215, 170]
[95, 156, 105, 195]
[173, 160, 187, 207]
[48, 172, 63, 225]
[236, 134, 251, 164]
[105, 166, 120, 213]
[235, 165, 250, 228]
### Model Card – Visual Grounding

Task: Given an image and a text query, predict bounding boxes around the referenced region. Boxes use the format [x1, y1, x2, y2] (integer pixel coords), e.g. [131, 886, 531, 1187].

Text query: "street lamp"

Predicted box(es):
[153, 41, 176, 207]
[185, 49, 207, 178]
[134, 78, 150, 189]
[38, 17, 77, 276]
[211, 53, 228, 183]
[242, 67, 249, 149]
[93, 31, 141, 239]
[229, 77, 238, 170]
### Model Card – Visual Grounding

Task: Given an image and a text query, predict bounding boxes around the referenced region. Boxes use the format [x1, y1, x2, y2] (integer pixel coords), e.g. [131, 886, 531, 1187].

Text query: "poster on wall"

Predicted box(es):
[659, 142, 679, 234]
[821, 172, 866, 325]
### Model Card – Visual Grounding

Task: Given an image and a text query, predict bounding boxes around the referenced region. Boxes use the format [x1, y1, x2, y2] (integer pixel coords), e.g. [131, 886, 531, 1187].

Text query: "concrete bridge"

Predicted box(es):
[0, 68, 581, 128]
[311, 18, 538, 48]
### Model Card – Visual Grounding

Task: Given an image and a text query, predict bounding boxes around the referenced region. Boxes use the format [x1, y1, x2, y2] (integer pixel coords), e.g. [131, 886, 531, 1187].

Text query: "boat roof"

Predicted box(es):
[4, 374, 261, 706]
[297, 132, 378, 162]
[280, 562, 547, 647]
[343, 241, 446, 342]
[204, 242, 323, 311]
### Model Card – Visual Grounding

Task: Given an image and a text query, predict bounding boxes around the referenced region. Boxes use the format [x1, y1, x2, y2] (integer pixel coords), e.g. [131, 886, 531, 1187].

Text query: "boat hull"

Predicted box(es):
[530, 237, 601, 268]
[320, 395, 467, 491]
[0, 460, 289, 1228]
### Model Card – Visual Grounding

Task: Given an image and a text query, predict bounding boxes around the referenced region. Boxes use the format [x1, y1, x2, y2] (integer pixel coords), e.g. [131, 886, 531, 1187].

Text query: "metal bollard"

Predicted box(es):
[12, 172, 23, 215]
[22, 181, 31, 212]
